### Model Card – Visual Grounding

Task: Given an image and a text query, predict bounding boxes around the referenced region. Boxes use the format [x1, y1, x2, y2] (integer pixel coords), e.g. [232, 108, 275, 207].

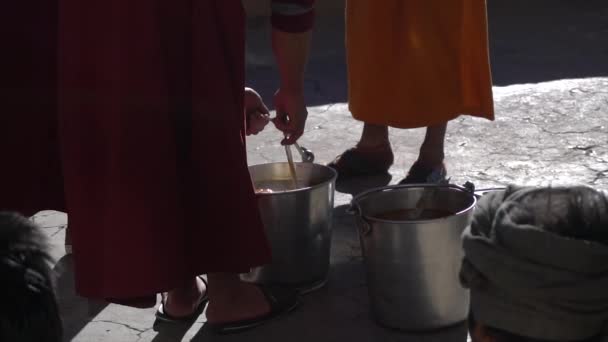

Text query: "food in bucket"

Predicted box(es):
[372, 208, 454, 220]
[255, 179, 306, 194]
[255, 188, 275, 194]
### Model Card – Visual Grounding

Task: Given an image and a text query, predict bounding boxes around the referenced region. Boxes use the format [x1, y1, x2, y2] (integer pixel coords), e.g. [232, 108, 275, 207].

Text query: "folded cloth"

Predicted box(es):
[460, 185, 608, 341]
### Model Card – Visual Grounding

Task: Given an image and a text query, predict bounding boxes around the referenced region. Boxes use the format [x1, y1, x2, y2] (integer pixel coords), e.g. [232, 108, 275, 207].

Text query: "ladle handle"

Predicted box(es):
[284, 145, 298, 189]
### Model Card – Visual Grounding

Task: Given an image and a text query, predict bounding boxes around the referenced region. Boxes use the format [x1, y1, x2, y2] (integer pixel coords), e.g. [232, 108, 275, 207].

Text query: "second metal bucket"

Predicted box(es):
[242, 162, 337, 292]
[350, 184, 477, 331]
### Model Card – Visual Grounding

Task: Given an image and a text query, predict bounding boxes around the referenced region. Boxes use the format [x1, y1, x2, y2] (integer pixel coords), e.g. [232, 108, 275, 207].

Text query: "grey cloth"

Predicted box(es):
[460, 185, 608, 341]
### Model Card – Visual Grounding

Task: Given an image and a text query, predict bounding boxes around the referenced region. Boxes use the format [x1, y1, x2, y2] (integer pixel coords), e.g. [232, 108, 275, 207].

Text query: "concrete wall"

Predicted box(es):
[243, 0, 345, 17]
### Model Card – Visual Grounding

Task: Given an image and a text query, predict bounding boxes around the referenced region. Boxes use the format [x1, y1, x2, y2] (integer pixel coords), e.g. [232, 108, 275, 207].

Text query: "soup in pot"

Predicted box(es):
[255, 179, 306, 194]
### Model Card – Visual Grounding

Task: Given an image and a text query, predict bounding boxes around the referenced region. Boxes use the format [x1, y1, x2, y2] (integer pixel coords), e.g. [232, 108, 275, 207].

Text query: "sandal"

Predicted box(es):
[399, 161, 448, 184]
[155, 276, 209, 323]
[207, 286, 301, 334]
[327, 145, 394, 180]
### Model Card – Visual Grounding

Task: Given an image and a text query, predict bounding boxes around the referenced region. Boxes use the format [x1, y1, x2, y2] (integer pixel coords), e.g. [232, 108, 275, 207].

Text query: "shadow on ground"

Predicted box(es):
[145, 202, 471, 341]
[151, 319, 201, 342]
[55, 256, 109, 342]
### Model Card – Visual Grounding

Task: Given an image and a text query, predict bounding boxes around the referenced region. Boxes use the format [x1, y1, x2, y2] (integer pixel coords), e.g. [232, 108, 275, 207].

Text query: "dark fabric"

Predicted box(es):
[0, 1, 66, 215]
[461, 186, 608, 340]
[2, 0, 272, 302]
[271, 9, 315, 33]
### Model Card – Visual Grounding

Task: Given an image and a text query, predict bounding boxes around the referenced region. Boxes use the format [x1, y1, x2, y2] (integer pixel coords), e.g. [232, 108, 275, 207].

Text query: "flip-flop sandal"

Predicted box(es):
[399, 162, 448, 184]
[207, 286, 301, 335]
[155, 276, 209, 323]
[327, 145, 394, 180]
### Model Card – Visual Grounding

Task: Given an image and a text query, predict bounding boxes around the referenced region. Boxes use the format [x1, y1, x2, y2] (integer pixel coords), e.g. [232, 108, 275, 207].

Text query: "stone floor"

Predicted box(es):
[34, 76, 608, 342]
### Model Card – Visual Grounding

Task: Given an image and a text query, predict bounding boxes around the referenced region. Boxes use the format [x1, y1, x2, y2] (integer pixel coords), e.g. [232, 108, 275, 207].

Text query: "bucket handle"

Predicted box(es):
[349, 182, 474, 213]
[345, 206, 373, 236]
[347, 182, 506, 234]
[356, 216, 373, 236]
[347, 183, 463, 236]
[349, 182, 506, 209]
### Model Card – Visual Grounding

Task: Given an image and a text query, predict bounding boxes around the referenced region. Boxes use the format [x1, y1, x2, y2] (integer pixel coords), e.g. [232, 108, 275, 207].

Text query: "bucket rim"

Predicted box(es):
[350, 183, 478, 223]
[361, 204, 475, 224]
[249, 162, 338, 196]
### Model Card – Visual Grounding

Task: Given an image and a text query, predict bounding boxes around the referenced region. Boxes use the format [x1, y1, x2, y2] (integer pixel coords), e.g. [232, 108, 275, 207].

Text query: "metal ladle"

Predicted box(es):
[294, 143, 315, 163]
[283, 143, 315, 189]
[284, 143, 298, 189]
[271, 114, 315, 164]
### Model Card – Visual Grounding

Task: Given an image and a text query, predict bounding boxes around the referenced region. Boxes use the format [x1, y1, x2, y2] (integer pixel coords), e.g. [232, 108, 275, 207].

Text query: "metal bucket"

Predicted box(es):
[242, 162, 337, 293]
[350, 184, 477, 331]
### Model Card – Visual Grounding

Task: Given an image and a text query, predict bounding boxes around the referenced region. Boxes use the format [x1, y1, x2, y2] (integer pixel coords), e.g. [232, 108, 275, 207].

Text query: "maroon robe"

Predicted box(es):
[3, 0, 314, 303]
[3, 0, 276, 303]
[58, 0, 275, 300]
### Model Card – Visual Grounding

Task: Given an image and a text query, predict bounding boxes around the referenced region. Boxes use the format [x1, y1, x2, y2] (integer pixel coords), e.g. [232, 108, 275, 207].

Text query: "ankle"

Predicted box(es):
[208, 282, 251, 306]
[205, 282, 270, 324]
[359, 124, 389, 148]
[415, 156, 444, 169]
[417, 146, 444, 165]
[167, 278, 203, 303]
[356, 142, 391, 152]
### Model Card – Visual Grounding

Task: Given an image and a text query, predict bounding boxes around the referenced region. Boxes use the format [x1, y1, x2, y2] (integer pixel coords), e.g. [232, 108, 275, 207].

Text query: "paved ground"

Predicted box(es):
[31, 2, 608, 341]
[35, 76, 608, 342]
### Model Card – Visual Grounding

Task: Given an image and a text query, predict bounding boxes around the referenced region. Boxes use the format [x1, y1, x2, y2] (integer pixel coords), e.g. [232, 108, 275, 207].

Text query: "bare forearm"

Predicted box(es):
[269, 0, 315, 144]
[272, 29, 311, 92]
[270, 0, 314, 92]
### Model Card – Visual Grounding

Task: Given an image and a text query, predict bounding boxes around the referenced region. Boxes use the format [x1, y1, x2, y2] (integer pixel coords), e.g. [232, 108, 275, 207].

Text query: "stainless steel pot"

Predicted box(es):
[349, 183, 478, 331]
[242, 161, 337, 293]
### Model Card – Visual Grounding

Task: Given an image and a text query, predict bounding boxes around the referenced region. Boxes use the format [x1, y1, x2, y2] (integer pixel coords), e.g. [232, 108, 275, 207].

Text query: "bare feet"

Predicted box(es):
[163, 277, 207, 318]
[205, 274, 271, 325]
[328, 123, 394, 178]
[400, 123, 448, 184]
[352, 121, 448, 167]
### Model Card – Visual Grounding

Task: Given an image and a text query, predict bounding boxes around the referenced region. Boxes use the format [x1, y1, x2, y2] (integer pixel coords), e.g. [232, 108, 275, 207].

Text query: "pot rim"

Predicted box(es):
[362, 205, 475, 224]
[352, 183, 478, 223]
[249, 162, 338, 197]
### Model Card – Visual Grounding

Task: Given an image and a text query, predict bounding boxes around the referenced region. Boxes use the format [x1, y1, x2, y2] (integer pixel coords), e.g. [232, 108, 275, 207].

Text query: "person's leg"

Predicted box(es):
[162, 276, 208, 318]
[416, 122, 447, 167]
[400, 122, 448, 184]
[160, 274, 272, 322]
[161, 272, 299, 331]
[204, 273, 270, 324]
[328, 123, 393, 178]
[357, 123, 390, 149]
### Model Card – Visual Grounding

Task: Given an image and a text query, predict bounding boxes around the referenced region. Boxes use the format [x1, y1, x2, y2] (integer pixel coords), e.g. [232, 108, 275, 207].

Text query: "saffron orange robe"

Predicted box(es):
[346, 0, 495, 128]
